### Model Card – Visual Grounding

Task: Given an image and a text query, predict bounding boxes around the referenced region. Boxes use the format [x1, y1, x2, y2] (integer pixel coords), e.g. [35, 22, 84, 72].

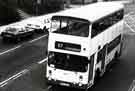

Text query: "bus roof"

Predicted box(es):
[54, 2, 124, 23]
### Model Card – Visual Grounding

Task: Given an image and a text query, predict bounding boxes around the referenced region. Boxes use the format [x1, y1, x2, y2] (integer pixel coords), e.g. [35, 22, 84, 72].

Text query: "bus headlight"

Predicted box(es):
[48, 76, 52, 80]
[78, 82, 83, 86]
[73, 81, 76, 85]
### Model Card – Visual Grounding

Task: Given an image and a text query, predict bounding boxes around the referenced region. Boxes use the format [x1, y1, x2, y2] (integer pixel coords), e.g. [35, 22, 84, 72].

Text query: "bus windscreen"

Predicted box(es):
[51, 16, 89, 37]
[48, 52, 88, 72]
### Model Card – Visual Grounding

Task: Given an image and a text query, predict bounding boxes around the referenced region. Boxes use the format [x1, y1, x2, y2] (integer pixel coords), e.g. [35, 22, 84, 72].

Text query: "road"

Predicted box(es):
[0, 33, 48, 83]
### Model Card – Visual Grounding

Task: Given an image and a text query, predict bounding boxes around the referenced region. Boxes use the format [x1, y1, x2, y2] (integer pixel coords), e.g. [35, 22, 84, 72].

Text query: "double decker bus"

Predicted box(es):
[46, 2, 124, 90]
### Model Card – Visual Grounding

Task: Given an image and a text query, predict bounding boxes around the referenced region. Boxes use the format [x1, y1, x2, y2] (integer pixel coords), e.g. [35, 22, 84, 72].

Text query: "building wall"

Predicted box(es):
[3, 0, 64, 15]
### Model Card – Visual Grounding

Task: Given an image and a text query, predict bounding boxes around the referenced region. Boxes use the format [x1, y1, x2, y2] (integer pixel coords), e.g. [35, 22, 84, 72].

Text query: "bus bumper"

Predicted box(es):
[47, 79, 88, 89]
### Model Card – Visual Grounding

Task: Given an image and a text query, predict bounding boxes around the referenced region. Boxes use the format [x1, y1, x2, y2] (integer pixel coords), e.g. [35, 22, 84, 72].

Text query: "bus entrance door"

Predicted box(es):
[88, 54, 95, 86]
[97, 45, 107, 76]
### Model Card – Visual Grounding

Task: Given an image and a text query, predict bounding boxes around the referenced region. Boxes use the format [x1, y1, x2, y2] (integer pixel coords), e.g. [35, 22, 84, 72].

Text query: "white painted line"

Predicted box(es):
[0, 69, 29, 87]
[124, 22, 135, 33]
[44, 85, 52, 91]
[12, 74, 22, 80]
[29, 34, 48, 43]
[124, 12, 134, 17]
[128, 14, 135, 24]
[124, 12, 135, 33]
[47, 85, 52, 90]
[132, 86, 135, 91]
[0, 45, 21, 56]
[38, 57, 48, 64]
[0, 82, 8, 88]
[128, 80, 135, 91]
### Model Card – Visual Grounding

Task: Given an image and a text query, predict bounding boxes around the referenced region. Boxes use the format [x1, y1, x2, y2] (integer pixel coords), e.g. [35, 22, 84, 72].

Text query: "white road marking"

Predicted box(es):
[0, 82, 8, 88]
[47, 85, 52, 90]
[128, 80, 135, 91]
[29, 34, 48, 43]
[38, 57, 48, 64]
[0, 69, 29, 87]
[124, 12, 135, 33]
[0, 45, 21, 56]
[132, 86, 135, 91]
[124, 22, 135, 33]
[44, 85, 52, 91]
[0, 33, 48, 56]
[124, 12, 134, 17]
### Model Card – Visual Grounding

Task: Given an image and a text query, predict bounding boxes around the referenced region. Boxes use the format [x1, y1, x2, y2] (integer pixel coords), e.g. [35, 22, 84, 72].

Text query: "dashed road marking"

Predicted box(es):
[124, 22, 135, 33]
[0, 45, 21, 56]
[29, 34, 48, 43]
[124, 12, 135, 33]
[0, 69, 29, 87]
[124, 12, 134, 17]
[47, 85, 52, 90]
[38, 57, 48, 64]
[128, 80, 135, 91]
[44, 85, 52, 91]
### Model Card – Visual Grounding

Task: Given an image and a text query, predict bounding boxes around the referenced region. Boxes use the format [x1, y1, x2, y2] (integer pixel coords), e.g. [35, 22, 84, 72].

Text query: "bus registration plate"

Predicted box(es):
[60, 82, 70, 86]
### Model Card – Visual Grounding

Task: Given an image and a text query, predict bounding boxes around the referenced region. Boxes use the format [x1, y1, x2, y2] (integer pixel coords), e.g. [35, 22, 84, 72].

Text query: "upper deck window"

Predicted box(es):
[91, 9, 124, 38]
[51, 16, 90, 37]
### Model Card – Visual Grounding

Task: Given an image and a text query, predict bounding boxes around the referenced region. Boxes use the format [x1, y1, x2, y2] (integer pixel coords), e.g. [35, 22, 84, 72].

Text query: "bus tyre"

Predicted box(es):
[114, 52, 119, 59]
[94, 70, 100, 84]
[43, 26, 48, 33]
[118, 42, 123, 57]
[114, 52, 120, 63]
[100, 69, 105, 77]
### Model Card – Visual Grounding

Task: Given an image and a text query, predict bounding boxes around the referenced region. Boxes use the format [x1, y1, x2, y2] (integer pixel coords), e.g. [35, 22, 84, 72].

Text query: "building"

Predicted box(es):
[2, 0, 64, 15]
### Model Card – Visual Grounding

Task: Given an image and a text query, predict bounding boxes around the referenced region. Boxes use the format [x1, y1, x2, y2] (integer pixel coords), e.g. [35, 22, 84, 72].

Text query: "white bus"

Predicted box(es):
[46, 2, 124, 90]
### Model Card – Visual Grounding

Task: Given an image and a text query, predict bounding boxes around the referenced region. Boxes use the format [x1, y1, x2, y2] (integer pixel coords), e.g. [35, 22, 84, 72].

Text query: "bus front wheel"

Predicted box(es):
[94, 69, 101, 84]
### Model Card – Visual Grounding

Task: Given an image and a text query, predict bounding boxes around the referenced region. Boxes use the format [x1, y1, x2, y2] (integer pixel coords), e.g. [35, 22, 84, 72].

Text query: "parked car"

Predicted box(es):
[1, 25, 34, 43]
[25, 23, 48, 34]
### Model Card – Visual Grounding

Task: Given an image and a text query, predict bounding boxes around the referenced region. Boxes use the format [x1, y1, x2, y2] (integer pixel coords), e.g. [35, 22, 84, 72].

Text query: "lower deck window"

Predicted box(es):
[107, 35, 121, 54]
[48, 52, 88, 72]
